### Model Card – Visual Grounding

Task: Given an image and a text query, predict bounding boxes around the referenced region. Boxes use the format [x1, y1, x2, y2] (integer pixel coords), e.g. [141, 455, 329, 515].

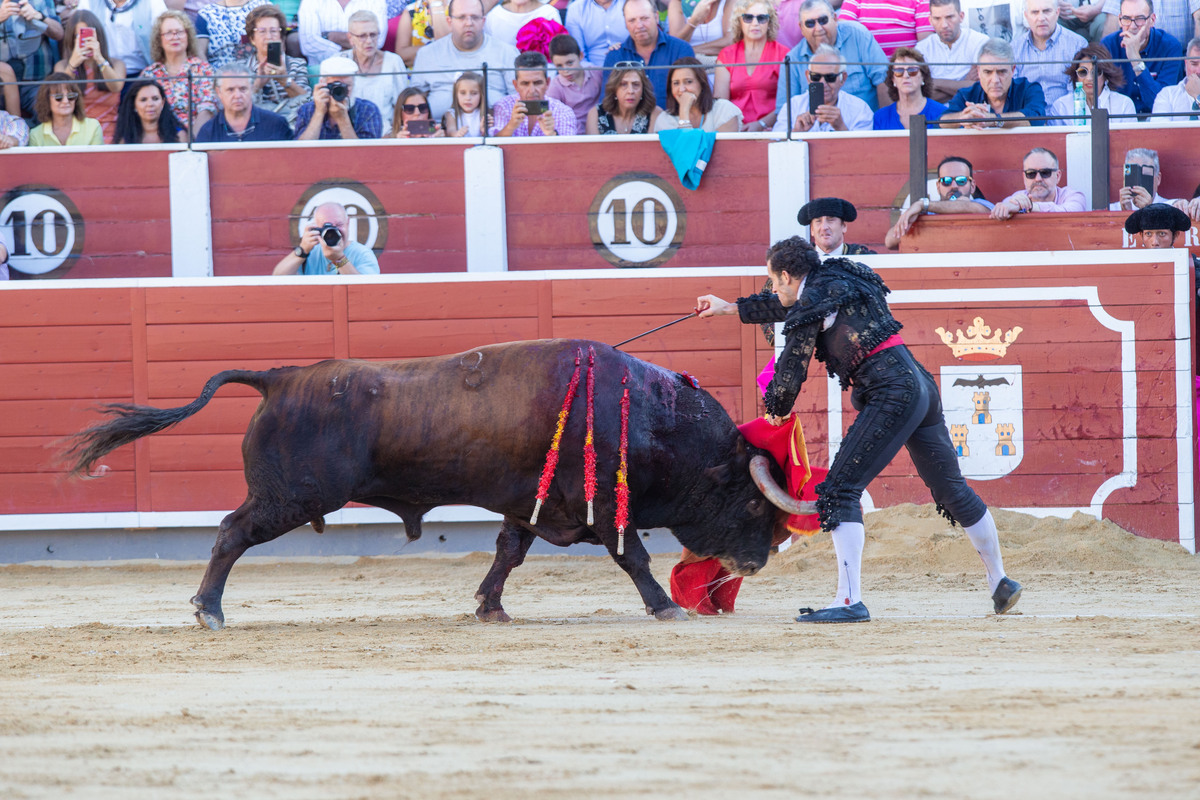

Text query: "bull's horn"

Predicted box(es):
[750, 455, 817, 516]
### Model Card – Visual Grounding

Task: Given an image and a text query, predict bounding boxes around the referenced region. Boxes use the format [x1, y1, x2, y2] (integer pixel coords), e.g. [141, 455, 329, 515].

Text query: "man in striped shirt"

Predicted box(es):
[836, 0, 934, 56]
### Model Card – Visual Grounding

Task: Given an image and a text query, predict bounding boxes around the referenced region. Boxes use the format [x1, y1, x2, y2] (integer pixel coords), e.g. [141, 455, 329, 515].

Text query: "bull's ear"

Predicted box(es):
[703, 463, 732, 485]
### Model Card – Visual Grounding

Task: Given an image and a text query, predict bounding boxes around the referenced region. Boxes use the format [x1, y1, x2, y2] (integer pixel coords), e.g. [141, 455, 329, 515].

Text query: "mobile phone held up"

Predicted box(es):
[808, 81, 823, 115]
[78, 26, 96, 43]
[267, 41, 283, 67]
[406, 118, 433, 135]
[522, 99, 547, 116]
[1124, 163, 1154, 195]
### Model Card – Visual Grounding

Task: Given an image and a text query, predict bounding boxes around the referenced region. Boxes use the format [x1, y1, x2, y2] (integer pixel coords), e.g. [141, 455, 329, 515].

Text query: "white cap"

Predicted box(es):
[320, 56, 358, 77]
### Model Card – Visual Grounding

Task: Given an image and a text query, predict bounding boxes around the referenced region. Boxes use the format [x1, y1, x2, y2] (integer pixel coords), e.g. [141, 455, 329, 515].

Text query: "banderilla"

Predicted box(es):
[612, 312, 698, 349]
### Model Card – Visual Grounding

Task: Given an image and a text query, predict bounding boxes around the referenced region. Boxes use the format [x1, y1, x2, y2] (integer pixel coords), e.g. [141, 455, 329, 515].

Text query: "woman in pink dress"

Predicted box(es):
[714, 0, 787, 131]
[142, 10, 217, 136]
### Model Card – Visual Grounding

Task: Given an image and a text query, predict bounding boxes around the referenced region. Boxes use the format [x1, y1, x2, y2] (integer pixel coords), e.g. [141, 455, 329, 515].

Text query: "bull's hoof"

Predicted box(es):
[653, 606, 690, 621]
[475, 607, 512, 623]
[191, 596, 225, 631]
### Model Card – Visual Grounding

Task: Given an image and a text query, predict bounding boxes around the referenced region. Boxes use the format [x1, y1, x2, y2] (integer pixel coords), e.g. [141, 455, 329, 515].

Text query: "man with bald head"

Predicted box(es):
[272, 202, 381, 275]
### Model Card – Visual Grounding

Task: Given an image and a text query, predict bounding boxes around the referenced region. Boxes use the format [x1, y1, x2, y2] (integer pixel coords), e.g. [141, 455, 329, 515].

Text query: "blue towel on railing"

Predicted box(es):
[657, 128, 716, 191]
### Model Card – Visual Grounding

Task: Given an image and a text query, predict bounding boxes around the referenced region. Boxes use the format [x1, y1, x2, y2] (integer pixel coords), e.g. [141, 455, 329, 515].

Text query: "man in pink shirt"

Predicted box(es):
[836, 0, 934, 56]
[545, 34, 602, 132]
[991, 146, 1087, 218]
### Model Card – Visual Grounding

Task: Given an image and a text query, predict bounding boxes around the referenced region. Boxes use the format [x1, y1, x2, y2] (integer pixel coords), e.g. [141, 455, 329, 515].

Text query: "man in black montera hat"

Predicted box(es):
[798, 197, 875, 258]
[697, 235, 1021, 623]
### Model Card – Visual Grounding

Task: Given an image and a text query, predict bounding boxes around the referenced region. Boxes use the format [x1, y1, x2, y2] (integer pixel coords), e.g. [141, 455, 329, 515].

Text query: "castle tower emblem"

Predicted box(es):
[936, 315, 1024, 480]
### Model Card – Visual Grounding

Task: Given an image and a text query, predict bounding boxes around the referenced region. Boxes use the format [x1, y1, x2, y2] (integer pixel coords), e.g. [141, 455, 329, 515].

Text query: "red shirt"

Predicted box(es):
[717, 40, 788, 125]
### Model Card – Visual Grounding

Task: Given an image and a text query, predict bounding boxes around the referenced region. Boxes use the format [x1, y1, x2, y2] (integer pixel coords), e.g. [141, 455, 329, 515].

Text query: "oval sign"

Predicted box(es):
[589, 172, 686, 268]
[0, 185, 86, 279]
[290, 179, 388, 253]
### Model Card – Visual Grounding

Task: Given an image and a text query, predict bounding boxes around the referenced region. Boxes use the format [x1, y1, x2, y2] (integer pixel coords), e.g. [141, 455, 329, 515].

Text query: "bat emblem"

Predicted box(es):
[953, 374, 1011, 388]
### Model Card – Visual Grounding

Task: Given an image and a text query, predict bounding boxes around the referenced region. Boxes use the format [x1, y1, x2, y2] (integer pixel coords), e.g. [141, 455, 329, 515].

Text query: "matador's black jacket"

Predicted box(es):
[738, 257, 903, 418]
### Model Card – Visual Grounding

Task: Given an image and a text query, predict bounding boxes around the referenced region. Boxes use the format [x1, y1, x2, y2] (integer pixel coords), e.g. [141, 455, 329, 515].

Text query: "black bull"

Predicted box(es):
[65, 339, 809, 629]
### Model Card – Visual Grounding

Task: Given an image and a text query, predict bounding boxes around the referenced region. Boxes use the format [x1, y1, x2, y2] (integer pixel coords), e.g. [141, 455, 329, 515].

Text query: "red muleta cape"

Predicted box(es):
[670, 414, 826, 615]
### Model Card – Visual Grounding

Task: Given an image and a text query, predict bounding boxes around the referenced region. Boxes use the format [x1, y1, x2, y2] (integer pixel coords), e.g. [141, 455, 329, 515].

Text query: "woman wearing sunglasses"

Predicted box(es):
[390, 86, 445, 137]
[873, 47, 944, 130]
[28, 73, 105, 146]
[714, 0, 786, 131]
[1046, 43, 1135, 125]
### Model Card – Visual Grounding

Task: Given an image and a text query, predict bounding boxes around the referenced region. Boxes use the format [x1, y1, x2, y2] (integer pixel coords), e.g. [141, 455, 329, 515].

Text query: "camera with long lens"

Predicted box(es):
[327, 81, 349, 103]
[319, 223, 342, 247]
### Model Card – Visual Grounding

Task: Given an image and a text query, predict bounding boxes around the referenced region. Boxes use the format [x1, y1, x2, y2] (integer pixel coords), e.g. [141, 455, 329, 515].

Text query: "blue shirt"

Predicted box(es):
[301, 241, 381, 275]
[194, 106, 293, 143]
[293, 97, 383, 140]
[775, 21, 888, 113]
[1100, 27, 1184, 114]
[566, 0, 627, 67]
[946, 77, 1047, 125]
[872, 98, 946, 130]
[1012, 25, 1087, 106]
[602, 28, 696, 109]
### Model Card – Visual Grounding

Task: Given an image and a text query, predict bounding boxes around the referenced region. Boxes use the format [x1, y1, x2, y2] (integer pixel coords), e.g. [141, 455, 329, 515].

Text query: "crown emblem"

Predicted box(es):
[935, 317, 1022, 362]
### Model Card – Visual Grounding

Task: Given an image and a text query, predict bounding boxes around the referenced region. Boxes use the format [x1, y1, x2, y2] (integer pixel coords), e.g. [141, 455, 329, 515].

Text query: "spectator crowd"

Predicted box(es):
[0, 0, 1198, 148]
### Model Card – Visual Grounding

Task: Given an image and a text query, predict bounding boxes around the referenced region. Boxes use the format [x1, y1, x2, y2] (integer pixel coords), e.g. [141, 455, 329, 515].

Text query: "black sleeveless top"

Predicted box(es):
[596, 110, 651, 134]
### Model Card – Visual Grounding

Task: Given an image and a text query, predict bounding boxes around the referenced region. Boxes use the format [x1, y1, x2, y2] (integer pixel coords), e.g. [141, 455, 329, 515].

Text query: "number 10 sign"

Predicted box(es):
[588, 172, 686, 268]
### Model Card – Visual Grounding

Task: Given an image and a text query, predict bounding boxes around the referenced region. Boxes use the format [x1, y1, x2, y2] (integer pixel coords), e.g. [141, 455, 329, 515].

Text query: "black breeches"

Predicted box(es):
[814, 345, 987, 531]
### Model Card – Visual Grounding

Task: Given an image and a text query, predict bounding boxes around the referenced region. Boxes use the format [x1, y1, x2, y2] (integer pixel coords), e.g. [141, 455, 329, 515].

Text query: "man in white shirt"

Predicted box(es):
[1107, 148, 1189, 212]
[916, 0, 990, 102]
[1151, 35, 1200, 118]
[298, 0, 388, 63]
[411, 0, 518, 119]
[771, 44, 873, 132]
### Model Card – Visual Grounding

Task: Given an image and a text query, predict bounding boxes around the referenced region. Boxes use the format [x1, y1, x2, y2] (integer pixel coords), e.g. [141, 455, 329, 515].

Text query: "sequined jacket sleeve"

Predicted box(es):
[736, 291, 788, 324]
[761, 278, 853, 418]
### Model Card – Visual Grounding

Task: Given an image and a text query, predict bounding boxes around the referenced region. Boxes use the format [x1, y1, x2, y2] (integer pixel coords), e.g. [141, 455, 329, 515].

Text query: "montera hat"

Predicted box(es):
[1124, 203, 1190, 235]
[798, 197, 858, 226]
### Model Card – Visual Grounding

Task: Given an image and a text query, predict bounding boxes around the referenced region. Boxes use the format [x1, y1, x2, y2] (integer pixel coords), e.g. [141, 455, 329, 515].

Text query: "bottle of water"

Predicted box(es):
[1073, 81, 1087, 122]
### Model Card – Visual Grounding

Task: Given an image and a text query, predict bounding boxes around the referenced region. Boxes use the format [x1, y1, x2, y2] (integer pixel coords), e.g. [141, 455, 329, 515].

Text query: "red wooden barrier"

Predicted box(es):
[0, 256, 1191, 551]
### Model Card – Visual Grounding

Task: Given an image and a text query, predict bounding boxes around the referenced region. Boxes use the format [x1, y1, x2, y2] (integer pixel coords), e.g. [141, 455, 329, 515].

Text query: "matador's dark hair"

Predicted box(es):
[766, 236, 822, 279]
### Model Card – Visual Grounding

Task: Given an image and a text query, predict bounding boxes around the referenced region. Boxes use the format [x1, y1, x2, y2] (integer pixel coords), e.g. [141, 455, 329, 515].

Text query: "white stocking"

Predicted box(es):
[964, 509, 1006, 594]
[828, 521, 865, 607]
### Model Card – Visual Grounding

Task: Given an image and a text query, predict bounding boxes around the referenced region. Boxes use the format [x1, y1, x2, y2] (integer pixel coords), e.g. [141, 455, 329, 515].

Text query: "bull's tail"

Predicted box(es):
[64, 369, 271, 479]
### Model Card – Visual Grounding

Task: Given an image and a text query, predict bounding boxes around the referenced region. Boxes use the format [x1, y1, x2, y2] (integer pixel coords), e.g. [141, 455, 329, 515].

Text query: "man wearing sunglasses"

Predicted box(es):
[884, 155, 994, 249]
[775, 0, 889, 115]
[771, 44, 873, 131]
[991, 146, 1086, 219]
[1099, 0, 1184, 113]
[942, 37, 1046, 128]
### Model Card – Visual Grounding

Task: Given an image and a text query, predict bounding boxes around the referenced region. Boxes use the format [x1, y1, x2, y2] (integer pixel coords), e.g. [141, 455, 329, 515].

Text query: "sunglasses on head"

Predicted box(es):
[803, 14, 830, 27]
[937, 176, 971, 186]
[402, 102, 430, 113]
[891, 65, 921, 77]
[613, 60, 644, 70]
[808, 71, 840, 83]
[740, 12, 770, 23]
[1023, 168, 1056, 179]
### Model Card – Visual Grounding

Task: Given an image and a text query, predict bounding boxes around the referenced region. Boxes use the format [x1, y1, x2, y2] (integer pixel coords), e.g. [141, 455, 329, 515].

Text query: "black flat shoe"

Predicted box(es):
[794, 602, 870, 623]
[992, 577, 1022, 614]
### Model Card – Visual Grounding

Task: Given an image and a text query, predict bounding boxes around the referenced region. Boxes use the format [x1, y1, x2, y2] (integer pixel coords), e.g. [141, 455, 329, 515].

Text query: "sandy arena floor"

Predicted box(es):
[2, 505, 1198, 800]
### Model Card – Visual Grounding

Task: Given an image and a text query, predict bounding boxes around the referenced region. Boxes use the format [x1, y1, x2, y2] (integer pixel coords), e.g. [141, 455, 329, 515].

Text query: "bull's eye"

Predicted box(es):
[746, 499, 765, 515]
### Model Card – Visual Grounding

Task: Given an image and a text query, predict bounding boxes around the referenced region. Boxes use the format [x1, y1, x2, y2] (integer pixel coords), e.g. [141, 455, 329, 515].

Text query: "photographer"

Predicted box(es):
[294, 55, 383, 140]
[272, 202, 381, 276]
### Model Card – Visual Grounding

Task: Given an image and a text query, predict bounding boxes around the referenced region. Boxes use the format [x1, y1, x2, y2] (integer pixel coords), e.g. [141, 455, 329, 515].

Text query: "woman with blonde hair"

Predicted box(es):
[714, 0, 786, 131]
[142, 10, 217, 134]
